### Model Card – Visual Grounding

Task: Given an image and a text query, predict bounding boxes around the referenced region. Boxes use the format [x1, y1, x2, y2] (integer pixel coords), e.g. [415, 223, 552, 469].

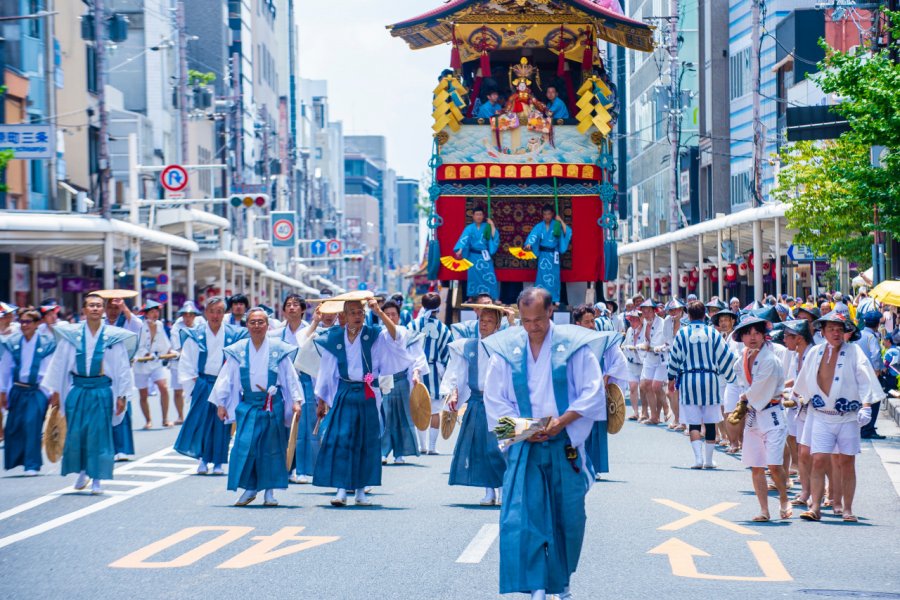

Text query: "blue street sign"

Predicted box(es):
[0, 125, 53, 159]
[787, 244, 827, 263]
[358, 282, 368, 291]
[311, 239, 326, 256]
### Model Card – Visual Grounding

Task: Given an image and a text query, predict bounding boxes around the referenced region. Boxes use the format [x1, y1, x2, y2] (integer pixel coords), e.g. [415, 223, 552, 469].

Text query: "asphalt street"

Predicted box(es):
[1, 396, 899, 600]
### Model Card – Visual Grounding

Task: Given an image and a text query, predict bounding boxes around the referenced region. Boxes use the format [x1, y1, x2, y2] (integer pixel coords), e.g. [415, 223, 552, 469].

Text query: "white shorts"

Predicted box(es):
[798, 409, 813, 447]
[810, 418, 861, 456]
[169, 363, 182, 391]
[723, 385, 741, 413]
[640, 359, 667, 383]
[135, 366, 167, 390]
[785, 406, 800, 437]
[742, 425, 788, 468]
[680, 404, 723, 425]
[626, 362, 642, 383]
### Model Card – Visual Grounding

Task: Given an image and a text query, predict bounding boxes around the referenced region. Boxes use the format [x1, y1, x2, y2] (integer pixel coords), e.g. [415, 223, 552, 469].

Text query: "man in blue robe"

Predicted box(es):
[174, 297, 248, 474]
[545, 85, 569, 119]
[313, 295, 411, 506]
[103, 296, 142, 461]
[484, 288, 606, 599]
[0, 309, 56, 474]
[42, 293, 137, 494]
[210, 307, 303, 506]
[454, 205, 500, 300]
[524, 204, 572, 304]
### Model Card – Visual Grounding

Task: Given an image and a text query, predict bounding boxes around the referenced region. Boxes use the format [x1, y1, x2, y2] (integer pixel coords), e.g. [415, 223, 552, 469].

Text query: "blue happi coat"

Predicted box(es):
[408, 314, 452, 402]
[525, 221, 572, 303]
[454, 222, 500, 299]
[55, 323, 137, 480]
[313, 325, 383, 490]
[666, 321, 738, 405]
[174, 324, 248, 464]
[483, 325, 601, 596]
[224, 338, 297, 492]
[1, 332, 55, 471]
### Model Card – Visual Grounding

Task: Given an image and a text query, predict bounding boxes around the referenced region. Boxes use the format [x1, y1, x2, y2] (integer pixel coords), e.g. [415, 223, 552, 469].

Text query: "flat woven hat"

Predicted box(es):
[409, 382, 432, 431]
[327, 290, 374, 302]
[94, 289, 139, 299]
[605, 383, 626, 434]
[44, 405, 67, 463]
[440, 408, 458, 440]
[318, 301, 345, 314]
[285, 411, 299, 471]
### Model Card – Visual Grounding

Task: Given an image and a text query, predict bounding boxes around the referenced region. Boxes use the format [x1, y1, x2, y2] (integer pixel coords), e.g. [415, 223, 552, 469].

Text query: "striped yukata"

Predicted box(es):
[666, 320, 738, 424]
[408, 314, 453, 414]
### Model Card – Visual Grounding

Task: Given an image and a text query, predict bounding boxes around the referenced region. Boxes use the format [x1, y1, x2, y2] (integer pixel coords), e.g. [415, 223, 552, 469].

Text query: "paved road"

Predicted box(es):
[1, 398, 899, 599]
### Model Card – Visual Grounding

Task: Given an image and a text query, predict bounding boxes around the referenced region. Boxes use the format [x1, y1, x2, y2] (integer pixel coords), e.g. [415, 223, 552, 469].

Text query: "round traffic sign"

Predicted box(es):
[310, 239, 326, 256]
[160, 164, 189, 192]
[326, 239, 342, 255]
[273, 218, 295, 242]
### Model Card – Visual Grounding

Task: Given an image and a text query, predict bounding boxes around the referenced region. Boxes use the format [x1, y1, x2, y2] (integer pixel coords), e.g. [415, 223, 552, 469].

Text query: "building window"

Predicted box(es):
[28, 0, 43, 38]
[729, 47, 751, 100]
[730, 170, 751, 206]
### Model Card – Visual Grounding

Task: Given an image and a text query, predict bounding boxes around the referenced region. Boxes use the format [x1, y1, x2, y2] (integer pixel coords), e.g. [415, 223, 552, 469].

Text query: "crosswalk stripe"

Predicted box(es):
[456, 524, 499, 564]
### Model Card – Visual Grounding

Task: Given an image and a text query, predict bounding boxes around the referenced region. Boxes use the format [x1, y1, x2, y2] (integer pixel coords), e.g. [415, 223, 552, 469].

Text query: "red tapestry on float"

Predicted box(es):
[435, 195, 604, 282]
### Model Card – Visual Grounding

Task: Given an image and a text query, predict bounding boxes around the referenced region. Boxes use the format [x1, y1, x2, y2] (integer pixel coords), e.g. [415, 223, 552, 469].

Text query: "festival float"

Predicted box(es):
[388, 0, 653, 307]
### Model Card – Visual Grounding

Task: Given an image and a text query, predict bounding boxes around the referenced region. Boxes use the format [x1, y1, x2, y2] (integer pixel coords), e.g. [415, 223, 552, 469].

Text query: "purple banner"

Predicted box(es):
[37, 272, 58, 289]
[62, 277, 85, 293]
[85, 279, 102, 292]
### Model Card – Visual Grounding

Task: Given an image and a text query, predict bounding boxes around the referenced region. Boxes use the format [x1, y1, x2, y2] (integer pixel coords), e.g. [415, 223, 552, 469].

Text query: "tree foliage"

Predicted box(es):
[775, 12, 900, 266]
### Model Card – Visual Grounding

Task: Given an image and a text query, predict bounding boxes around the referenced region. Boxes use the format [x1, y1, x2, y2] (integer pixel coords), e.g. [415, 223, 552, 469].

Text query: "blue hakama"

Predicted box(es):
[4, 383, 49, 471]
[229, 392, 288, 492]
[293, 373, 320, 475]
[112, 402, 135, 456]
[62, 375, 116, 480]
[380, 372, 419, 459]
[174, 374, 231, 465]
[500, 434, 587, 595]
[584, 420, 609, 475]
[448, 392, 506, 488]
[313, 380, 382, 490]
[525, 221, 573, 303]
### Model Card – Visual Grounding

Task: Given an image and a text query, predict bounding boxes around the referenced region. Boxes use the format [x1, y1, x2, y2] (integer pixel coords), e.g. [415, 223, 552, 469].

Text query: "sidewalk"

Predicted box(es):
[870, 414, 900, 499]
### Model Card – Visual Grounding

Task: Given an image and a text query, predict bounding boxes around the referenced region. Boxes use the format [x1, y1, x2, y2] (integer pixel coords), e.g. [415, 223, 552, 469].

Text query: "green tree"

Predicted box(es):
[774, 138, 875, 267]
[774, 13, 900, 267]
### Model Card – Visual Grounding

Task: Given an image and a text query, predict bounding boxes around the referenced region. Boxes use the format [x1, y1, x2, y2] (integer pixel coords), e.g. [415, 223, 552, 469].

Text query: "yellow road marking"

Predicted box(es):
[647, 537, 792, 582]
[216, 527, 340, 569]
[110, 526, 253, 569]
[653, 498, 759, 536]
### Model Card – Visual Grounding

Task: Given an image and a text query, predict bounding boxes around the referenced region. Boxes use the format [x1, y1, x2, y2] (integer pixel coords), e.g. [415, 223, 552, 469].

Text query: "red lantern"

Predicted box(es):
[662, 275, 670, 285]
[761, 259, 772, 275]
[710, 267, 719, 282]
[689, 267, 699, 283]
[748, 252, 755, 272]
[687, 277, 697, 291]
[725, 263, 738, 282]
[661, 281, 670, 295]
[770, 258, 779, 277]
[738, 261, 748, 277]
[654, 277, 661, 294]
[643, 276, 651, 290]
[679, 270, 689, 288]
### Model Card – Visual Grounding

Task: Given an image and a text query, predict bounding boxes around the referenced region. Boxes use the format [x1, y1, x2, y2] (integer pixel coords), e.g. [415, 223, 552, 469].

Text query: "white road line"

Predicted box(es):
[132, 462, 196, 469]
[0, 447, 188, 525]
[456, 524, 500, 564]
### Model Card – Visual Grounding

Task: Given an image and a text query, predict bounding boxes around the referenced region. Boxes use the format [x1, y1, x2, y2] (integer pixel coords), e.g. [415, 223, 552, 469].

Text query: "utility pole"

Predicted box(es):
[750, 0, 764, 208]
[667, 0, 681, 232]
[44, 2, 57, 209]
[95, 0, 111, 218]
[176, 0, 189, 164]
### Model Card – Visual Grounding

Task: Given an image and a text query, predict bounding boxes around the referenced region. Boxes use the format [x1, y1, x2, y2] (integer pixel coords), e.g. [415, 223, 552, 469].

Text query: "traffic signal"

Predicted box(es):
[229, 193, 269, 209]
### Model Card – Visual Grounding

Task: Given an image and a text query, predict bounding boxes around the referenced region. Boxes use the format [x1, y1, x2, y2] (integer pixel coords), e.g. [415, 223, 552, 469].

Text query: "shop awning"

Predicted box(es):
[156, 208, 231, 232]
[194, 250, 268, 273]
[263, 269, 321, 297]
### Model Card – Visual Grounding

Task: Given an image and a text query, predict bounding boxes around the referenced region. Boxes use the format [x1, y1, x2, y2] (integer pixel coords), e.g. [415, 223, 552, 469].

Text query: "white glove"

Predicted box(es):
[857, 406, 872, 428]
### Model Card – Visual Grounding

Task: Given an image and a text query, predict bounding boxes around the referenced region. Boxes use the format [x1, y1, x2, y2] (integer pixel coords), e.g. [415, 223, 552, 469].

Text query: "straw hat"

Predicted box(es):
[326, 290, 374, 303]
[44, 405, 66, 463]
[285, 411, 299, 471]
[409, 382, 432, 431]
[440, 408, 458, 440]
[94, 289, 139, 299]
[605, 383, 626, 434]
[318, 300, 345, 314]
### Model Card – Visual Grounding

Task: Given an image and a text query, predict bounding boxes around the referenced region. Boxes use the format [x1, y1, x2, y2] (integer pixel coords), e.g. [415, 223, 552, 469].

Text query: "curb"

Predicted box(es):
[886, 393, 900, 428]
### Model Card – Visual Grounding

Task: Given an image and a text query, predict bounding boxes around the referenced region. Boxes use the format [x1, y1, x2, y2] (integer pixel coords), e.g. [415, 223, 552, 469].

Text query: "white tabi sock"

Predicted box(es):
[690, 440, 703, 466]
[531, 590, 546, 600]
[335, 488, 347, 501]
[704, 442, 716, 465]
[417, 429, 427, 452]
[559, 586, 573, 599]
[428, 426, 439, 452]
[91, 479, 103, 494]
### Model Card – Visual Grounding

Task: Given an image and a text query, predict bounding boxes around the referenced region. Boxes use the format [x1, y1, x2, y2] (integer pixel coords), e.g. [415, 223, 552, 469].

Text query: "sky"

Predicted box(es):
[297, 1, 449, 182]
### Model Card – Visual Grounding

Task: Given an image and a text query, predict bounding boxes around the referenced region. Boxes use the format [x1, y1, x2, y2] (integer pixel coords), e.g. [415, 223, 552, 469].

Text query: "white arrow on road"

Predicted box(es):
[648, 537, 792, 582]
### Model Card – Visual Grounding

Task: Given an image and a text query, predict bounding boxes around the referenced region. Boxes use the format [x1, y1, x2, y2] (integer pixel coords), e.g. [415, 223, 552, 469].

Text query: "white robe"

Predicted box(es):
[439, 338, 488, 406]
[208, 337, 304, 425]
[314, 328, 408, 411]
[134, 320, 172, 377]
[177, 323, 228, 399]
[793, 341, 884, 424]
[483, 328, 605, 451]
[42, 325, 135, 425]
